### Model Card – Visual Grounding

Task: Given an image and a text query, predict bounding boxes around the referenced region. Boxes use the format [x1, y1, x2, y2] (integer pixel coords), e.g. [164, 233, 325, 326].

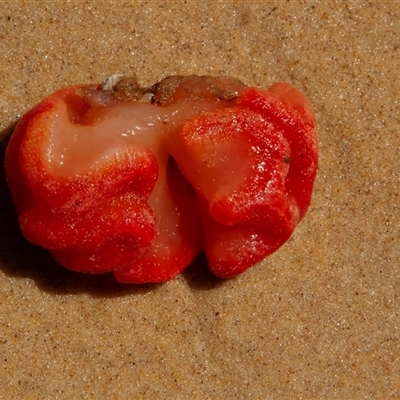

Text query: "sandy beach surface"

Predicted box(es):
[0, 1, 399, 398]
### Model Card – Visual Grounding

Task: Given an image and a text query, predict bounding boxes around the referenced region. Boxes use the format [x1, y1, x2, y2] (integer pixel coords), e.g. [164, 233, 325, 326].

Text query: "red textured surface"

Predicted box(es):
[5, 80, 317, 282]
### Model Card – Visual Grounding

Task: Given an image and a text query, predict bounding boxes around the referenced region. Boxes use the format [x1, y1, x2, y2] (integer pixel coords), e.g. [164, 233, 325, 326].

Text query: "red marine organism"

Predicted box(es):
[5, 75, 317, 283]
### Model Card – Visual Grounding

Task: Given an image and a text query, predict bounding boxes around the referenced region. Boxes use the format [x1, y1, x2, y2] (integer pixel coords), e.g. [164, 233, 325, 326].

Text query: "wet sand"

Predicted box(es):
[0, 2, 399, 398]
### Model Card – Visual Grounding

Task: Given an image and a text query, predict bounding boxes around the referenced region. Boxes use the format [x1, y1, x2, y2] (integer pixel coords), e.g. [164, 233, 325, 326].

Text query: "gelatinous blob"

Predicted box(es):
[5, 75, 317, 283]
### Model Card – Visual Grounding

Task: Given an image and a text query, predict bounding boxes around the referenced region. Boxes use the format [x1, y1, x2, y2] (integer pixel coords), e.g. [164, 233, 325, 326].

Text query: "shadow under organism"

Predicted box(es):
[0, 123, 225, 297]
[181, 252, 227, 291]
